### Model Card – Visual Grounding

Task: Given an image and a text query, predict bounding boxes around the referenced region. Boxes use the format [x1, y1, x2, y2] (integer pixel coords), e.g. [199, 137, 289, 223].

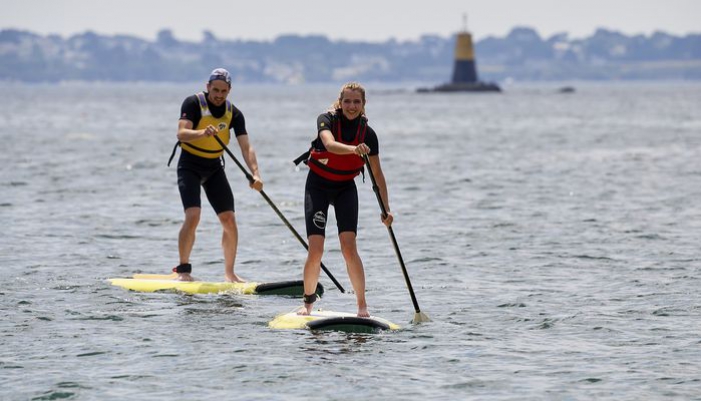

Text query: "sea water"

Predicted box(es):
[1, 81, 700, 400]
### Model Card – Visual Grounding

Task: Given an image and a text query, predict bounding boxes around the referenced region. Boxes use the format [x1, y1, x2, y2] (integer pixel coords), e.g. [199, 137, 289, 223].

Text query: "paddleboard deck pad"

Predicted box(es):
[108, 278, 323, 297]
[269, 309, 400, 333]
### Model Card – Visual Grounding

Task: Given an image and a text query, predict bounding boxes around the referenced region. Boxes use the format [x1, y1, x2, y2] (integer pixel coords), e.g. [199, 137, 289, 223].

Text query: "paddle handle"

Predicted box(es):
[213, 135, 256, 184]
[213, 135, 346, 293]
[362, 155, 423, 314]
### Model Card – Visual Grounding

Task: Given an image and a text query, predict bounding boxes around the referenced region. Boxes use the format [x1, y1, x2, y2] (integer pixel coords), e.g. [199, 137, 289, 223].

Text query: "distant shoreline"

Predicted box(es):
[2, 28, 699, 83]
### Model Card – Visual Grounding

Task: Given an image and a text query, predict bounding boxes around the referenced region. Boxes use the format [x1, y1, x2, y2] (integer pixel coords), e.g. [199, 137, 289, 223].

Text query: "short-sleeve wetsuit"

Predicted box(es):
[177, 93, 247, 214]
[305, 111, 379, 237]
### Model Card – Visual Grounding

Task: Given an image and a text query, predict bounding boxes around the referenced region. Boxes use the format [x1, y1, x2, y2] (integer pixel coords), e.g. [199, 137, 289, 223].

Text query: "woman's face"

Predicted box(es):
[340, 89, 364, 120]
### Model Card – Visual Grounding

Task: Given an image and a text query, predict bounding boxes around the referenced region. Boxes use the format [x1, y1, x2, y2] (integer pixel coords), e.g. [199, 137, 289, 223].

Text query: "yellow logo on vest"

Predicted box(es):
[218, 123, 227, 131]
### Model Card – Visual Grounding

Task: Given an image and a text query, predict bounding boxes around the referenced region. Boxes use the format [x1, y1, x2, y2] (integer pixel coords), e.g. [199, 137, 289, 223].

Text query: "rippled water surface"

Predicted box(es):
[2, 82, 700, 400]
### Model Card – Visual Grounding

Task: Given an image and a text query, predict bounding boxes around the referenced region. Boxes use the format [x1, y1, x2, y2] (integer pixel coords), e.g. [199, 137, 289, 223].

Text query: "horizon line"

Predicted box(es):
[2, 26, 699, 44]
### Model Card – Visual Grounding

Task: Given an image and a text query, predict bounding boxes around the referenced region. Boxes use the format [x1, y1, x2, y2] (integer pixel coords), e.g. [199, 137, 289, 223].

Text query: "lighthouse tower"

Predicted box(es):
[451, 16, 479, 84]
[418, 15, 501, 93]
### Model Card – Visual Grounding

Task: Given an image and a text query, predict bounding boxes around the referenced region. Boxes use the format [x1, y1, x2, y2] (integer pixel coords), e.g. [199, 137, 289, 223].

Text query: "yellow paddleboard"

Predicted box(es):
[269, 309, 400, 333]
[132, 273, 178, 280]
[108, 278, 321, 296]
[108, 278, 260, 295]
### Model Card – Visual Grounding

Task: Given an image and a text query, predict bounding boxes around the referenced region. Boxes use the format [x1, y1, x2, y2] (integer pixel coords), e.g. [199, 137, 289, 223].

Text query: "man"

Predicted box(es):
[171, 68, 263, 282]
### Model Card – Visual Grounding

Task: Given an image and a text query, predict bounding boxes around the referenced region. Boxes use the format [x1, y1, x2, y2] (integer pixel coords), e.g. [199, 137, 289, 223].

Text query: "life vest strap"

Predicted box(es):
[167, 141, 181, 167]
[293, 148, 311, 166]
[182, 142, 224, 154]
[308, 158, 363, 176]
[168, 141, 227, 166]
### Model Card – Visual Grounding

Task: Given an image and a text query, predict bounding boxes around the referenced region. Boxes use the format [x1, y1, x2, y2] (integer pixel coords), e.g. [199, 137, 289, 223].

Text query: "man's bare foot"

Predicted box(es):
[297, 304, 313, 315]
[357, 306, 370, 318]
[176, 273, 195, 282]
[225, 273, 245, 283]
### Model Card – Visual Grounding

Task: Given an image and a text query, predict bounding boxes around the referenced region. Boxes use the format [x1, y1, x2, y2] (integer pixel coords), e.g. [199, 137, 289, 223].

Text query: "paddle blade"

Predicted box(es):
[412, 312, 431, 324]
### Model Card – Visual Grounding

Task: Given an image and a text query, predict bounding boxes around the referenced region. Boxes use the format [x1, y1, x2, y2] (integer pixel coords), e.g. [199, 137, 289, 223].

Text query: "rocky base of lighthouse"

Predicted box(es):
[417, 81, 502, 93]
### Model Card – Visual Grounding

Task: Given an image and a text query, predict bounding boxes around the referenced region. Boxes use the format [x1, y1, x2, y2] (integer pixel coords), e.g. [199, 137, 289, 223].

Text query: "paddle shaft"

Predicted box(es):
[362, 155, 423, 315]
[212, 135, 345, 293]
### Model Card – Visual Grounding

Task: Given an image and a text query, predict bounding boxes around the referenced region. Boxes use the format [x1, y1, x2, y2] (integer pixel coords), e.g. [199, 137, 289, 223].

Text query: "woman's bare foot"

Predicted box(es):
[225, 273, 245, 283]
[357, 306, 370, 318]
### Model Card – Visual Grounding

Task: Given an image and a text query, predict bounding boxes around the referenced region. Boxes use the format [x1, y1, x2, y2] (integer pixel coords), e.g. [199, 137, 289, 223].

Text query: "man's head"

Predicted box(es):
[208, 68, 232, 86]
[206, 68, 232, 106]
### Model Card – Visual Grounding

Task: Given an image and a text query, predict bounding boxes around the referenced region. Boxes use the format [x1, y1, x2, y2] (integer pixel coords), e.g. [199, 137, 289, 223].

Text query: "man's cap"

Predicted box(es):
[208, 68, 231, 85]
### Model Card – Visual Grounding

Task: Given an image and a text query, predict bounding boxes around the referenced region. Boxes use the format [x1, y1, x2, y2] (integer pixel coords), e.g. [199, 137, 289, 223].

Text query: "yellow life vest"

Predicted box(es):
[181, 92, 233, 159]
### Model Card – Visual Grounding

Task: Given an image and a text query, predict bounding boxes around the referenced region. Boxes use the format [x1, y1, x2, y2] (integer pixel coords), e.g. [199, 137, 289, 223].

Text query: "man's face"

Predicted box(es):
[206, 80, 231, 106]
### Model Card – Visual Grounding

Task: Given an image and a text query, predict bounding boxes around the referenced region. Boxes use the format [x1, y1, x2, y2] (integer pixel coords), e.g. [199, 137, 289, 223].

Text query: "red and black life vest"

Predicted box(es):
[296, 114, 367, 181]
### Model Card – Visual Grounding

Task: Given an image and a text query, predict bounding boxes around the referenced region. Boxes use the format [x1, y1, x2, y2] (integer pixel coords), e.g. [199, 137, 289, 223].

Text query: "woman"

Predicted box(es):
[298, 82, 393, 317]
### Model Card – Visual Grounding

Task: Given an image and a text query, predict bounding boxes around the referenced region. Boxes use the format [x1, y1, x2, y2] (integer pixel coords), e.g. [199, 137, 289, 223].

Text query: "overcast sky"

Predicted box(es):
[2, 0, 699, 42]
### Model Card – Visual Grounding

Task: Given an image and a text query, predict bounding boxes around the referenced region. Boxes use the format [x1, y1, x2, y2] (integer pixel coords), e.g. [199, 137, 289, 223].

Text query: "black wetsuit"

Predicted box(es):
[177, 93, 247, 214]
[305, 112, 379, 237]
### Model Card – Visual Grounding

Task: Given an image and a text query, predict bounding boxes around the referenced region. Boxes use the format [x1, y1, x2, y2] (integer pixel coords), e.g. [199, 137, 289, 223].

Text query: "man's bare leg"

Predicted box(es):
[176, 207, 200, 281]
[218, 211, 243, 282]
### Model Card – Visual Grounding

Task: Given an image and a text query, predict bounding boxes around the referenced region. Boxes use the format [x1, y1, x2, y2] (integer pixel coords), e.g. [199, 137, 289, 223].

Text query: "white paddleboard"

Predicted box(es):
[269, 309, 400, 333]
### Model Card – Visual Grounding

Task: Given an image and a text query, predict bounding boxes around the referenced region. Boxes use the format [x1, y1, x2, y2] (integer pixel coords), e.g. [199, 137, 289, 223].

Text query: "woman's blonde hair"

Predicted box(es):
[329, 82, 367, 116]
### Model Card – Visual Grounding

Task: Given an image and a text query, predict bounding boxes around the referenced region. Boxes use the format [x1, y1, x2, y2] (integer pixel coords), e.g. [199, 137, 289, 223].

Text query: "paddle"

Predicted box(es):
[362, 154, 430, 324]
[212, 134, 345, 293]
